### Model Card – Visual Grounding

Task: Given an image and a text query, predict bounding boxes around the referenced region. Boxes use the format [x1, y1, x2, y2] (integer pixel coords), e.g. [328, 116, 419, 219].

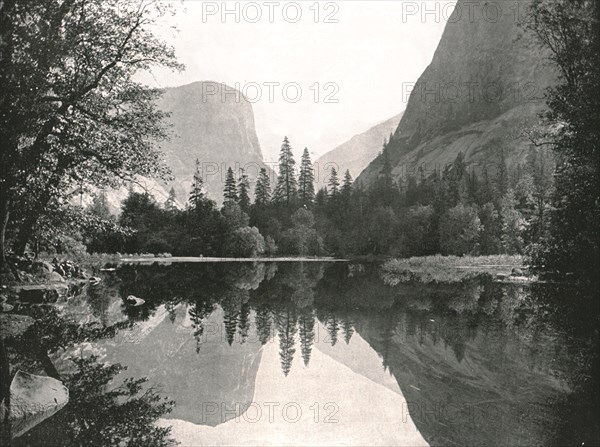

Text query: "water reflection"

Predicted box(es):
[8, 261, 600, 446]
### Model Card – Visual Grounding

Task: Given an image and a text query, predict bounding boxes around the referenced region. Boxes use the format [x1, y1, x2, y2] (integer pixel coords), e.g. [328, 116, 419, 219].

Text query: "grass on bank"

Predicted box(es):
[381, 255, 525, 284]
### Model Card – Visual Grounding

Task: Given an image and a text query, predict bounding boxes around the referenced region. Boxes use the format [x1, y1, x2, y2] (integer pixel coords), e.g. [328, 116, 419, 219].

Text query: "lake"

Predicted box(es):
[10, 261, 600, 446]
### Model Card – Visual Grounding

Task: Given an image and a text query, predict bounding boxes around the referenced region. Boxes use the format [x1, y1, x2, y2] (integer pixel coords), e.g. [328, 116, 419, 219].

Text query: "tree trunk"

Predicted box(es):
[0, 195, 10, 274]
[13, 213, 38, 257]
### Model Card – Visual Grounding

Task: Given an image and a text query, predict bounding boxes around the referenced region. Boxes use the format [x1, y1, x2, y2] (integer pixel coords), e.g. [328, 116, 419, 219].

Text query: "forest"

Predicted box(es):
[82, 137, 554, 263]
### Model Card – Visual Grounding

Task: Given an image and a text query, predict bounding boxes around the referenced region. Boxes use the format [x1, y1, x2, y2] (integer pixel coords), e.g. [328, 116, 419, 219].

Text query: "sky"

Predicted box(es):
[141, 1, 455, 162]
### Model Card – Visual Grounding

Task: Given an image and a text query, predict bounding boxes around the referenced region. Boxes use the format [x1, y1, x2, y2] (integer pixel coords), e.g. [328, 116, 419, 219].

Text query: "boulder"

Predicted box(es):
[0, 370, 69, 438]
[126, 295, 145, 307]
[1, 303, 14, 312]
[47, 272, 66, 283]
[89, 276, 101, 286]
[30, 261, 54, 276]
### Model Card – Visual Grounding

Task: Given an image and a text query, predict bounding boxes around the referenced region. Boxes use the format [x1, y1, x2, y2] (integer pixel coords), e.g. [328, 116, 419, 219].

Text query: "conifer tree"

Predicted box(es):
[223, 167, 238, 203]
[254, 168, 272, 205]
[189, 160, 206, 210]
[165, 187, 177, 211]
[341, 170, 353, 197]
[328, 167, 340, 198]
[273, 137, 298, 205]
[238, 169, 251, 211]
[298, 147, 315, 206]
[315, 187, 328, 209]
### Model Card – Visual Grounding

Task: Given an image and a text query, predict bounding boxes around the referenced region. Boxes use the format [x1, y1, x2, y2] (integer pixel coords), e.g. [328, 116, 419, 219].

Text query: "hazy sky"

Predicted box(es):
[142, 1, 454, 162]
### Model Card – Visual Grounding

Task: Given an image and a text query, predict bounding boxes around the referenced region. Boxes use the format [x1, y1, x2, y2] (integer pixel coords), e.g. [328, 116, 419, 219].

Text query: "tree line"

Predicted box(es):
[82, 134, 554, 262]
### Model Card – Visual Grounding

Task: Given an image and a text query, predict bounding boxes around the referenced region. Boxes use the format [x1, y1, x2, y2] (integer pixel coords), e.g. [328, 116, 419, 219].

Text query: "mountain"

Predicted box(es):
[157, 81, 270, 204]
[357, 0, 556, 187]
[314, 113, 403, 187]
[93, 81, 269, 213]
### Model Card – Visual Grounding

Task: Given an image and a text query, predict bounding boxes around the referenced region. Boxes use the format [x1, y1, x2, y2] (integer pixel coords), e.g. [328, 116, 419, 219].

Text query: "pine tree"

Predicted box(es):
[254, 168, 272, 206]
[273, 137, 298, 205]
[189, 160, 206, 210]
[328, 167, 340, 198]
[298, 147, 315, 206]
[315, 187, 328, 209]
[165, 187, 177, 211]
[224, 167, 238, 203]
[238, 169, 251, 212]
[341, 170, 353, 197]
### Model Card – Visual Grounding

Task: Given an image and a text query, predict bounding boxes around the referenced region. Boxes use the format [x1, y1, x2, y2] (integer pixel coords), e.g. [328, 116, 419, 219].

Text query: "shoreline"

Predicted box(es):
[117, 256, 349, 263]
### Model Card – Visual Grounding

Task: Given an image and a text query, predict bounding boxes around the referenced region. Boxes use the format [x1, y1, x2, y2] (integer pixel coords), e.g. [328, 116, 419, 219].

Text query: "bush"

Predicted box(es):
[439, 204, 482, 256]
[225, 226, 265, 258]
[144, 238, 173, 255]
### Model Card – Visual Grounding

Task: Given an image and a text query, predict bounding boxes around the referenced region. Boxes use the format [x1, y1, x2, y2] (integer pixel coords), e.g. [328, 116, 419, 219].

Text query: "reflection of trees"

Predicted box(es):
[221, 288, 250, 346]
[13, 357, 175, 447]
[226, 262, 266, 291]
[298, 310, 316, 366]
[254, 306, 273, 345]
[237, 303, 251, 344]
[274, 309, 297, 376]
[341, 317, 355, 345]
[188, 301, 216, 353]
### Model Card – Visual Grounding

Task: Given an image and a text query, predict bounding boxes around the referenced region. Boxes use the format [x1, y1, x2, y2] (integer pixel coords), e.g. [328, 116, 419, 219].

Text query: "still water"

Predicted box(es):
[11, 262, 600, 446]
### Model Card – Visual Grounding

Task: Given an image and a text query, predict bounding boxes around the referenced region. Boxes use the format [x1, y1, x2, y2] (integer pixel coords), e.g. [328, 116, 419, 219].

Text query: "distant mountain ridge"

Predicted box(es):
[315, 113, 403, 187]
[357, 0, 557, 186]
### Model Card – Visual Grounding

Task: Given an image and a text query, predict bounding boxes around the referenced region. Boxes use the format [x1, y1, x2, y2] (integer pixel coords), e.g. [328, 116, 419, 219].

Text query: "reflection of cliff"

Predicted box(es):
[353, 310, 567, 447]
[99, 305, 263, 427]
[161, 337, 429, 447]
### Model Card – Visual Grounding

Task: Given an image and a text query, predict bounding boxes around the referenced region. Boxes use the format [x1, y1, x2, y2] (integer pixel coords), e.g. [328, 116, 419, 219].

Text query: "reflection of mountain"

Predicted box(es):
[160, 337, 428, 447]
[99, 305, 263, 427]
[352, 311, 567, 447]
[314, 322, 401, 396]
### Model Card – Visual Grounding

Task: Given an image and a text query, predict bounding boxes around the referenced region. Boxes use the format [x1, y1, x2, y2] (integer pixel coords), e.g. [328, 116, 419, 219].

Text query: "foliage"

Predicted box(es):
[238, 170, 251, 212]
[14, 357, 176, 447]
[273, 137, 298, 205]
[298, 148, 315, 207]
[254, 168, 272, 206]
[279, 209, 324, 256]
[0, 0, 183, 269]
[77, 139, 557, 261]
[382, 255, 525, 284]
[439, 204, 482, 256]
[225, 226, 266, 258]
[223, 167, 238, 203]
[524, 0, 600, 281]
